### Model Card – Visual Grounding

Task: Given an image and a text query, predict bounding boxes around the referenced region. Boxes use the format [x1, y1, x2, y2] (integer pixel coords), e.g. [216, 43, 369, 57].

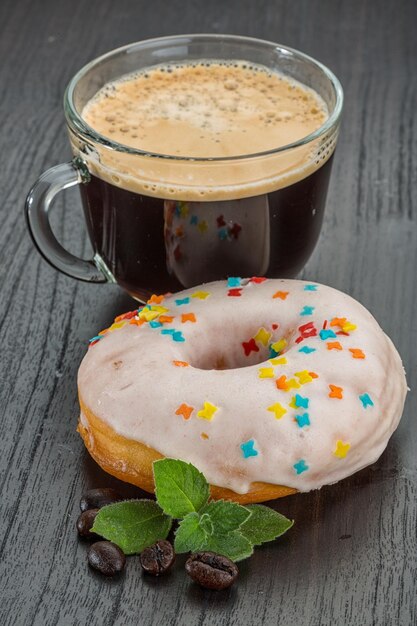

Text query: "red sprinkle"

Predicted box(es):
[228, 288, 242, 297]
[242, 338, 259, 356]
[250, 277, 267, 284]
[272, 323, 279, 330]
[216, 215, 226, 227]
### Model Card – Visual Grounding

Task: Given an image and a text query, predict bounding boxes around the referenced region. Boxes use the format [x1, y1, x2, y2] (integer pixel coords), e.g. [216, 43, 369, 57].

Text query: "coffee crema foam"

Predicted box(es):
[77, 61, 337, 200]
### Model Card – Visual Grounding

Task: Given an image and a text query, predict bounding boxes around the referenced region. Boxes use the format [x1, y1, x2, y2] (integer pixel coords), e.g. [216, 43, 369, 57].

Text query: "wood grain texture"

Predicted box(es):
[0, 0, 416, 624]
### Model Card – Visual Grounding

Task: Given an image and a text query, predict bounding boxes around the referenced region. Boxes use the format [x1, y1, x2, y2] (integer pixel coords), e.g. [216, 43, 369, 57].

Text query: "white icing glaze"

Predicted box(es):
[78, 279, 407, 494]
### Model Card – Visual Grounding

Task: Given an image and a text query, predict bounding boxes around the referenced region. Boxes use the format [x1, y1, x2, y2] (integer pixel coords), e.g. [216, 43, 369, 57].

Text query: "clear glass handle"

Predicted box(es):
[25, 158, 108, 283]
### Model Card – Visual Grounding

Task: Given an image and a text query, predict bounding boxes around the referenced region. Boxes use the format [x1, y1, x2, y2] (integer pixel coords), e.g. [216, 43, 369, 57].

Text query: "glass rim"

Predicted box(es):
[64, 33, 344, 163]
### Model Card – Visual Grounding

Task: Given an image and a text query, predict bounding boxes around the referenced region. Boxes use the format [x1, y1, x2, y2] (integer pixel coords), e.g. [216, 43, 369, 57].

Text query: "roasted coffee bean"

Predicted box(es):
[80, 488, 123, 512]
[139, 540, 175, 576]
[76, 508, 100, 539]
[87, 541, 126, 576]
[185, 552, 238, 590]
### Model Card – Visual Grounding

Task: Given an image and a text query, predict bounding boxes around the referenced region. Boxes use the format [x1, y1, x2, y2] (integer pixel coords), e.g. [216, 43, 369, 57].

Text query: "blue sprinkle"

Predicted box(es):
[161, 329, 175, 336]
[89, 335, 102, 343]
[359, 393, 374, 408]
[319, 329, 337, 340]
[304, 284, 318, 291]
[293, 459, 309, 474]
[298, 346, 316, 354]
[240, 439, 259, 459]
[175, 297, 190, 306]
[300, 306, 315, 316]
[173, 331, 185, 342]
[149, 321, 163, 328]
[218, 227, 228, 240]
[269, 345, 279, 359]
[294, 394, 309, 409]
[295, 413, 310, 428]
[190, 215, 198, 225]
[227, 277, 242, 287]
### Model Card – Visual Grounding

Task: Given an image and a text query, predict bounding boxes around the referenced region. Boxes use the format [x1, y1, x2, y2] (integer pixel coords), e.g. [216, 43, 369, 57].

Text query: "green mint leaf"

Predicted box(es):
[239, 504, 294, 546]
[91, 499, 171, 555]
[206, 531, 254, 562]
[153, 459, 209, 518]
[174, 512, 209, 553]
[200, 500, 251, 534]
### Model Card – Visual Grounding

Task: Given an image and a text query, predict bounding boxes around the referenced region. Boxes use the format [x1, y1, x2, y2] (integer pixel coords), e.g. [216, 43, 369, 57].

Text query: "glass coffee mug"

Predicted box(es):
[25, 34, 343, 302]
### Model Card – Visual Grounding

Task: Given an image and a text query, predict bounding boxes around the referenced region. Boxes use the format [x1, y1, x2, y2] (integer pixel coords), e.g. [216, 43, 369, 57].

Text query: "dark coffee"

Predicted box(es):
[80, 156, 333, 301]
[79, 61, 335, 300]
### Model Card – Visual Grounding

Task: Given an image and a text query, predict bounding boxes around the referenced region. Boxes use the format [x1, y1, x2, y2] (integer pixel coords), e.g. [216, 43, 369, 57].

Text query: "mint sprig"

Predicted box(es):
[90, 458, 293, 562]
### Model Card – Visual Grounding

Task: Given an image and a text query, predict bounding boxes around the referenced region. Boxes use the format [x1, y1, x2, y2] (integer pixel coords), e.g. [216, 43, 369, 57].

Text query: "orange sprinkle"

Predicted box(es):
[175, 404, 194, 420]
[329, 384, 343, 399]
[330, 317, 347, 327]
[276, 375, 289, 391]
[273, 291, 289, 300]
[349, 348, 365, 359]
[147, 294, 165, 305]
[327, 341, 343, 351]
[309, 372, 319, 379]
[181, 313, 197, 323]
[173, 360, 189, 367]
[159, 315, 174, 324]
[201, 432, 209, 440]
[129, 319, 145, 326]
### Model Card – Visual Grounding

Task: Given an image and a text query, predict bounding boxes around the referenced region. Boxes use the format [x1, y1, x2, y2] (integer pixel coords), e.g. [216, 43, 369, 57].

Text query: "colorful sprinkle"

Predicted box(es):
[173, 331, 185, 342]
[276, 375, 290, 390]
[192, 291, 210, 300]
[201, 432, 209, 440]
[287, 378, 301, 390]
[349, 348, 365, 359]
[227, 277, 242, 287]
[272, 323, 279, 330]
[267, 402, 287, 420]
[250, 276, 267, 284]
[297, 322, 318, 340]
[197, 401, 219, 421]
[300, 306, 315, 316]
[228, 288, 242, 297]
[129, 318, 145, 327]
[161, 329, 175, 336]
[309, 371, 319, 379]
[254, 327, 272, 346]
[269, 356, 287, 366]
[181, 313, 196, 323]
[319, 329, 337, 340]
[173, 360, 189, 367]
[330, 317, 347, 327]
[175, 404, 194, 420]
[327, 341, 343, 351]
[217, 215, 226, 227]
[293, 459, 309, 474]
[159, 315, 174, 324]
[343, 322, 357, 333]
[89, 335, 102, 344]
[359, 393, 374, 408]
[304, 284, 318, 291]
[271, 338, 287, 354]
[147, 294, 165, 305]
[295, 370, 314, 385]
[179, 202, 189, 218]
[114, 310, 138, 322]
[139, 309, 160, 322]
[258, 367, 275, 379]
[190, 215, 198, 225]
[242, 338, 259, 356]
[149, 321, 163, 328]
[298, 346, 316, 354]
[294, 394, 309, 409]
[333, 440, 351, 458]
[198, 220, 208, 233]
[230, 223, 242, 239]
[240, 439, 259, 459]
[218, 227, 228, 240]
[175, 297, 190, 306]
[273, 291, 289, 300]
[295, 413, 310, 428]
[329, 385, 343, 399]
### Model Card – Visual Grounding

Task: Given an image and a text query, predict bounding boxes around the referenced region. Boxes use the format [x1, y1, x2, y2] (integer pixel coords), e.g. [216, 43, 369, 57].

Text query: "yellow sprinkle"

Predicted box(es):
[148, 305, 169, 314]
[254, 327, 272, 347]
[139, 309, 160, 322]
[333, 440, 351, 459]
[198, 220, 208, 233]
[286, 378, 301, 390]
[179, 202, 189, 217]
[108, 321, 127, 331]
[258, 367, 275, 379]
[295, 370, 313, 385]
[267, 402, 287, 420]
[342, 322, 357, 333]
[288, 397, 297, 409]
[197, 401, 219, 421]
[269, 357, 287, 366]
[271, 338, 287, 353]
[192, 291, 210, 300]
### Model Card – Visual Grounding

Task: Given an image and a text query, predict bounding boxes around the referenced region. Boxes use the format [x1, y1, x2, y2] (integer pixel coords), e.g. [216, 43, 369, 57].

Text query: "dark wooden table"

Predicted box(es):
[1, 0, 416, 624]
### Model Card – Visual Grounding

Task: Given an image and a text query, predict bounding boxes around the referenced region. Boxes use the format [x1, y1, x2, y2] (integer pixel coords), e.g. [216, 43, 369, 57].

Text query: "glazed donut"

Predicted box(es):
[77, 278, 407, 504]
